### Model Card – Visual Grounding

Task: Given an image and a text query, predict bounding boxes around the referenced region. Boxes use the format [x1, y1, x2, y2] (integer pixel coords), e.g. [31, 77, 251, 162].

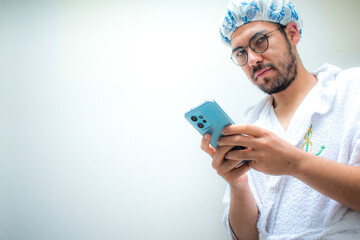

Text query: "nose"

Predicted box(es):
[247, 48, 263, 67]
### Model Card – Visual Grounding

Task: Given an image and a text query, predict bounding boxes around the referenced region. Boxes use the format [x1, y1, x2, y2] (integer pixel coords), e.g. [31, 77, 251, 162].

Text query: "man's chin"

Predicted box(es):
[255, 78, 272, 93]
[262, 81, 293, 95]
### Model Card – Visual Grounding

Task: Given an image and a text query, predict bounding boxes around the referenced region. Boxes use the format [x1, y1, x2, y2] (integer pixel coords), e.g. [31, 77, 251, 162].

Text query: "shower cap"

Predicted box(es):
[219, 0, 303, 46]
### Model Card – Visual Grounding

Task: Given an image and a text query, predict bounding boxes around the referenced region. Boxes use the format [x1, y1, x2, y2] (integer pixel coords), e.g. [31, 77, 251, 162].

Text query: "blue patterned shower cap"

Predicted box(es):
[220, 0, 303, 46]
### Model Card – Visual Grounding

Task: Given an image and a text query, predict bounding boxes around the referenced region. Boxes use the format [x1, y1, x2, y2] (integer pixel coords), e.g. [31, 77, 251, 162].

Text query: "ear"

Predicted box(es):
[285, 22, 300, 46]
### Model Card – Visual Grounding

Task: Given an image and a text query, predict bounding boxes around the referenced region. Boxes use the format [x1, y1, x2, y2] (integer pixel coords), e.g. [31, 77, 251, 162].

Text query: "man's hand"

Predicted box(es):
[217, 124, 301, 176]
[216, 124, 360, 212]
[200, 132, 259, 240]
[201, 134, 251, 188]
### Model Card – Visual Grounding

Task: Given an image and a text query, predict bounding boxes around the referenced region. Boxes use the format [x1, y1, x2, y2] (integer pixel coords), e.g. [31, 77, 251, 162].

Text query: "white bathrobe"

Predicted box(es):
[223, 64, 360, 239]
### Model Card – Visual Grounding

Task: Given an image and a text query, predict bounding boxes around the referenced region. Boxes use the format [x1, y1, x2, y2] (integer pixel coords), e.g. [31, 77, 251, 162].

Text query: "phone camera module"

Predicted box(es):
[197, 123, 204, 128]
[191, 116, 198, 122]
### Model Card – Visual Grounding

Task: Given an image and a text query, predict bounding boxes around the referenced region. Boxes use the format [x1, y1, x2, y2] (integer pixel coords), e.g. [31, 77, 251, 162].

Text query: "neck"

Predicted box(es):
[272, 63, 317, 109]
[272, 62, 317, 131]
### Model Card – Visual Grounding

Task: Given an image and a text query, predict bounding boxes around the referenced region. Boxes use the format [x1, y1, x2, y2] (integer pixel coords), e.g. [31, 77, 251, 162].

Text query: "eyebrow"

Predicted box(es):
[231, 30, 267, 53]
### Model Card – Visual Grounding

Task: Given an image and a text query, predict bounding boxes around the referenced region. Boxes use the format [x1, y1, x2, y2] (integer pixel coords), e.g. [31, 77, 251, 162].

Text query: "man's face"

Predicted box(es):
[230, 21, 298, 95]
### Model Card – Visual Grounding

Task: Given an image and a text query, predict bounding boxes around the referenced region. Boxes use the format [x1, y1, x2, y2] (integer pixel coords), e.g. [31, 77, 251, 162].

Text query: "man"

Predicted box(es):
[200, 0, 360, 239]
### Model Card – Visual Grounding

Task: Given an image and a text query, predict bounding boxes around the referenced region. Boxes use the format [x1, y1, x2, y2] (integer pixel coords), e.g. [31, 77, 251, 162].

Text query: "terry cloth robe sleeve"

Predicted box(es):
[222, 186, 238, 240]
[349, 129, 360, 167]
[336, 67, 360, 167]
[222, 168, 265, 240]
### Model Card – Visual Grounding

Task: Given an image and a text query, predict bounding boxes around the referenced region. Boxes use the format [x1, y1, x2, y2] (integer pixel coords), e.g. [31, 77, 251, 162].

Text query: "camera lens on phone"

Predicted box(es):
[197, 123, 204, 128]
[199, 115, 203, 119]
[191, 116, 197, 122]
[203, 120, 207, 123]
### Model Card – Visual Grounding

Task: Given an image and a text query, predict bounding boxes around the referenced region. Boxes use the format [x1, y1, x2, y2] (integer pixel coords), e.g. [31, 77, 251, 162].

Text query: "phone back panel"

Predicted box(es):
[185, 100, 234, 149]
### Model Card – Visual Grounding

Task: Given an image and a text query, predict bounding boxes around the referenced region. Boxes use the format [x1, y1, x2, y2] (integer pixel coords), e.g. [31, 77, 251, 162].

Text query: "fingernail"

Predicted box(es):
[204, 134, 209, 141]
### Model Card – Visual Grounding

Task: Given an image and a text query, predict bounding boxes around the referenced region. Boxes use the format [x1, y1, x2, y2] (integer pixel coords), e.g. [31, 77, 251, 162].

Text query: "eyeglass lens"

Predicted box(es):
[231, 33, 269, 66]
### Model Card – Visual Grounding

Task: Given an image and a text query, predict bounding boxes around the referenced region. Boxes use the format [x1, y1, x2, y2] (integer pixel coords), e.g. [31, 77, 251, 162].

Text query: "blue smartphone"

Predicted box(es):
[185, 100, 246, 150]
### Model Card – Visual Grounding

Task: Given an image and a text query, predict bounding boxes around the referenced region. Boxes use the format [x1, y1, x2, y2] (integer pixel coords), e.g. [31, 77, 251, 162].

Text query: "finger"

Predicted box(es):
[217, 134, 256, 148]
[201, 134, 216, 157]
[226, 162, 251, 180]
[216, 158, 249, 176]
[212, 145, 234, 169]
[222, 124, 266, 137]
[224, 148, 254, 161]
[217, 161, 252, 185]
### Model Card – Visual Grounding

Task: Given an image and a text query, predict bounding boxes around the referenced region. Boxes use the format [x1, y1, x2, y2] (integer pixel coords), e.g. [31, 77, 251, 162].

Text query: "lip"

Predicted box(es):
[254, 67, 272, 79]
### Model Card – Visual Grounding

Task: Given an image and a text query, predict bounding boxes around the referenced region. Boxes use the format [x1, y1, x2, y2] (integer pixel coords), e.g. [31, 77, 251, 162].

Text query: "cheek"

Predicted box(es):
[264, 49, 280, 61]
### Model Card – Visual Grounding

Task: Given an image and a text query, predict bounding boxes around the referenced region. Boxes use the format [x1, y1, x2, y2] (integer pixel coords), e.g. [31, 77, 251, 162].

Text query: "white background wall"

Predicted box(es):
[0, 0, 359, 239]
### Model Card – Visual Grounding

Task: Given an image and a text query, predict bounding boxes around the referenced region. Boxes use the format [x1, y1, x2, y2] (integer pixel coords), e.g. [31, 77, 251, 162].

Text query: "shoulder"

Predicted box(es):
[314, 64, 360, 99]
[337, 66, 360, 84]
[334, 66, 360, 99]
[315, 63, 360, 85]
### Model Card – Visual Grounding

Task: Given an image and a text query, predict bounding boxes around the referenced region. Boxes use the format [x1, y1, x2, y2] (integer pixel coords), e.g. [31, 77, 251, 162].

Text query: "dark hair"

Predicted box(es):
[275, 23, 287, 37]
[273, 23, 293, 50]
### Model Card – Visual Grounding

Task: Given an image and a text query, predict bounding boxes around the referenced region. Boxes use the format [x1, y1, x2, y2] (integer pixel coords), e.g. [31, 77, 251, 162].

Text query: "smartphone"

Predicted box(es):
[185, 100, 248, 167]
[185, 100, 246, 150]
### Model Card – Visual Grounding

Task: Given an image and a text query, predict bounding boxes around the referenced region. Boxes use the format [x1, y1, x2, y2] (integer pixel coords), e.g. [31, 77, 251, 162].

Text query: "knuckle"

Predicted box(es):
[243, 124, 251, 131]
[262, 130, 274, 140]
[258, 151, 266, 159]
[233, 135, 241, 143]
[262, 141, 270, 149]
[258, 138, 269, 148]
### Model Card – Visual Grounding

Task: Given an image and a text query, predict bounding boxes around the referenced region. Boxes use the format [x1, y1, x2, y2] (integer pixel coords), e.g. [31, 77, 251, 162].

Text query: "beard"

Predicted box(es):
[251, 38, 298, 95]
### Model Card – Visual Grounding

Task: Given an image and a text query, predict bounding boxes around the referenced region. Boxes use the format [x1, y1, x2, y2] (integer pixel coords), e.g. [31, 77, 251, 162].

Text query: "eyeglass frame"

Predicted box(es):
[230, 26, 285, 66]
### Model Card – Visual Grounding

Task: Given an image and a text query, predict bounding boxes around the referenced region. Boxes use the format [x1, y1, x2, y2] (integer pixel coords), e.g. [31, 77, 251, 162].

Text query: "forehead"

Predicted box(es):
[230, 21, 278, 48]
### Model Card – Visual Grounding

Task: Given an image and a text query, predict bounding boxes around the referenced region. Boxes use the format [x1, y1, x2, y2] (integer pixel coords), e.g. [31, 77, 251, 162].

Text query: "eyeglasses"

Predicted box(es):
[230, 27, 283, 66]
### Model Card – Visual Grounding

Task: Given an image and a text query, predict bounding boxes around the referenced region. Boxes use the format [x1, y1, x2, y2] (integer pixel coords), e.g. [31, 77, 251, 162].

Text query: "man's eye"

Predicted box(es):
[255, 36, 266, 46]
[236, 50, 245, 57]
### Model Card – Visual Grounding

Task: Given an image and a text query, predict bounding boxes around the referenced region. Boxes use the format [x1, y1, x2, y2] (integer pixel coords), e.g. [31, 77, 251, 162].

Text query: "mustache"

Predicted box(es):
[251, 63, 277, 80]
